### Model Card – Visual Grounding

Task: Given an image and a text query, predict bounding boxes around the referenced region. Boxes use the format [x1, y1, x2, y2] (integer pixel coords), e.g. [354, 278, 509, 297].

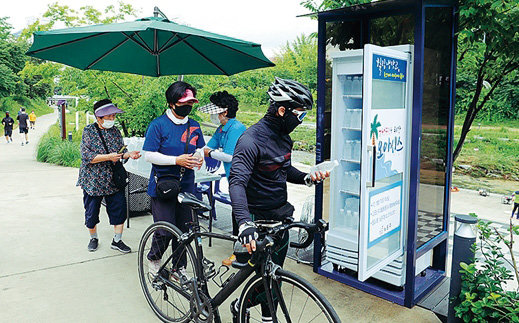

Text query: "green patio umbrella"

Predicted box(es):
[26, 14, 274, 77]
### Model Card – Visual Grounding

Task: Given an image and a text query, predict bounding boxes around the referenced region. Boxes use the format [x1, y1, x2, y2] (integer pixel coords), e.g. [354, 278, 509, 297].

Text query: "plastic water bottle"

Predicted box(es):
[193, 148, 205, 171]
[345, 210, 352, 228]
[310, 160, 339, 178]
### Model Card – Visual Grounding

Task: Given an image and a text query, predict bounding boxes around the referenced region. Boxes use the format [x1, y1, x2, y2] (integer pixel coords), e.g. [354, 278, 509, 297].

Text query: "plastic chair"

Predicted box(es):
[213, 175, 231, 205]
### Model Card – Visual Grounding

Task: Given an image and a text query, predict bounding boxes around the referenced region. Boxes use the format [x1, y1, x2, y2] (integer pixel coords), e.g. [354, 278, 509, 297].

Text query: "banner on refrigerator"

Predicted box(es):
[372, 54, 407, 82]
[370, 110, 406, 181]
[368, 181, 402, 247]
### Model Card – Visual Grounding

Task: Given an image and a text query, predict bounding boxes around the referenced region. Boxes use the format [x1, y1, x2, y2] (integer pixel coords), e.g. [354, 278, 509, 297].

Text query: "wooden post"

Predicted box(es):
[61, 104, 66, 140]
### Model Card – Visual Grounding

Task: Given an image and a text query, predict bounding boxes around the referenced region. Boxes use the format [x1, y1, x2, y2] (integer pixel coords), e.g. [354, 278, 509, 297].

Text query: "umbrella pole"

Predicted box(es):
[153, 7, 168, 19]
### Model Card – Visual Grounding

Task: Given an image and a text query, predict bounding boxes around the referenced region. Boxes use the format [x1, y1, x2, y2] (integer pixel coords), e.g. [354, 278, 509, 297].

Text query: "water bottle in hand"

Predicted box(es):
[310, 160, 339, 178]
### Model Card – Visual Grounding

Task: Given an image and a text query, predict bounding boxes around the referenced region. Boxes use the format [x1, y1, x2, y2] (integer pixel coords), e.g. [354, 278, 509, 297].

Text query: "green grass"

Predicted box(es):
[0, 96, 53, 118]
[453, 124, 519, 179]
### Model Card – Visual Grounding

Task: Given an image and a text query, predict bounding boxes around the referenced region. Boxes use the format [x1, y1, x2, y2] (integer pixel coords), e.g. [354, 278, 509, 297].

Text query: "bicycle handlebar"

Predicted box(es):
[255, 219, 328, 251]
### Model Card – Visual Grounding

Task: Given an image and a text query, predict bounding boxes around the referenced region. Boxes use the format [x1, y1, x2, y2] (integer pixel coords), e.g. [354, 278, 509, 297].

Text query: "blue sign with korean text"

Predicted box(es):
[372, 54, 407, 82]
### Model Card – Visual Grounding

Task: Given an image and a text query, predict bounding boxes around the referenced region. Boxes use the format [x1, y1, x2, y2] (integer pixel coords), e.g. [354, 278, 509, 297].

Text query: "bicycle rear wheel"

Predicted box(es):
[238, 269, 341, 323]
[138, 221, 198, 322]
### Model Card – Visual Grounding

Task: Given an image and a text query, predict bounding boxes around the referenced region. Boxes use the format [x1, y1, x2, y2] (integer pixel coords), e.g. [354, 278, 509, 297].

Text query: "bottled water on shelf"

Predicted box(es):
[343, 110, 351, 128]
[352, 211, 359, 230]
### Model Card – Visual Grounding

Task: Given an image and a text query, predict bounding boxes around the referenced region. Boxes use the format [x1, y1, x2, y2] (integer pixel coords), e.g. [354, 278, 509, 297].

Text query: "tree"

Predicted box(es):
[453, 0, 519, 161]
[0, 23, 27, 98]
[301, 0, 519, 162]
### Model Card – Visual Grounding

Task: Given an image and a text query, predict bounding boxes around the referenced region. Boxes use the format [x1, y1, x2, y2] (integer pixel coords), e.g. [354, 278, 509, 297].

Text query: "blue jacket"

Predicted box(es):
[206, 118, 246, 178]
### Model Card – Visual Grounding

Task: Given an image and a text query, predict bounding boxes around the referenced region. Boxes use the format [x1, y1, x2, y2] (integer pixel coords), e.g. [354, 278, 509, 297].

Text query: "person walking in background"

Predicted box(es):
[2, 111, 14, 143]
[511, 191, 519, 220]
[198, 90, 246, 265]
[142, 81, 205, 277]
[77, 99, 141, 253]
[29, 110, 37, 129]
[16, 108, 29, 146]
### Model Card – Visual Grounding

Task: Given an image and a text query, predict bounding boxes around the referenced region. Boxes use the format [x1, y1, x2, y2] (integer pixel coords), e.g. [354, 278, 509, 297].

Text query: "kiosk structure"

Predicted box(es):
[310, 0, 458, 307]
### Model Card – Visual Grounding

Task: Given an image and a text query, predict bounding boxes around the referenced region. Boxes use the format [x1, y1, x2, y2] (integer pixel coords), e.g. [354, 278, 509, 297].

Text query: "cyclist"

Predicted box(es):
[228, 77, 329, 322]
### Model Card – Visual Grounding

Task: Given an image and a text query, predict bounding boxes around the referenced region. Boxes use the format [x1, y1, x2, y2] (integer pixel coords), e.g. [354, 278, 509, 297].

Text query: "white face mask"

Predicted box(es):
[103, 119, 115, 129]
[210, 113, 221, 125]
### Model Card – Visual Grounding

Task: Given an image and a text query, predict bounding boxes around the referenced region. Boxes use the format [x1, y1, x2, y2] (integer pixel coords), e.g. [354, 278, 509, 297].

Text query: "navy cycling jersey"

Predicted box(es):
[229, 114, 307, 226]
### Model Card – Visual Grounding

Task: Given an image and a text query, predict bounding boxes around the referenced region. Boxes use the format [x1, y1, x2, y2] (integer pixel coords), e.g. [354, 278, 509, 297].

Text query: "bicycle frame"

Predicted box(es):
[151, 208, 325, 323]
[152, 208, 258, 323]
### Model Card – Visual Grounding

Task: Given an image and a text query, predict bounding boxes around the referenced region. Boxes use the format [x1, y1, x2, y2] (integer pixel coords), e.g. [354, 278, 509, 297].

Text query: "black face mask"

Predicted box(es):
[281, 110, 302, 135]
[173, 104, 192, 117]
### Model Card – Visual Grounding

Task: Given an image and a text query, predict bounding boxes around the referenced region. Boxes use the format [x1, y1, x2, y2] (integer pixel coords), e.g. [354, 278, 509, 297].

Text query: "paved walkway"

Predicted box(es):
[0, 110, 440, 322]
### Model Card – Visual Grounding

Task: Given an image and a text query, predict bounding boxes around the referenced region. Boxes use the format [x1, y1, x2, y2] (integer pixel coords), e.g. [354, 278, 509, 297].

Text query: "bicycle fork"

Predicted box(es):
[262, 262, 292, 323]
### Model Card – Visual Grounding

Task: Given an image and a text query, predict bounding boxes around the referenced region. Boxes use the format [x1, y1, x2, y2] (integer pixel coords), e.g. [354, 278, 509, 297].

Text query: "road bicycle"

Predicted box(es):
[138, 192, 341, 323]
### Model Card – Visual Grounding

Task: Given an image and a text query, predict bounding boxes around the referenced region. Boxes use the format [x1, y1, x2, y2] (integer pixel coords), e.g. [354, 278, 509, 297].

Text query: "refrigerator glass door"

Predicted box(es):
[358, 44, 411, 281]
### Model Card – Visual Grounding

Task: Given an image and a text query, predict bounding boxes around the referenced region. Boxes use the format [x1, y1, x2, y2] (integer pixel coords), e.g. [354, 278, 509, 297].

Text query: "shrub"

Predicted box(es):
[37, 123, 82, 168]
[455, 216, 519, 322]
[47, 140, 82, 168]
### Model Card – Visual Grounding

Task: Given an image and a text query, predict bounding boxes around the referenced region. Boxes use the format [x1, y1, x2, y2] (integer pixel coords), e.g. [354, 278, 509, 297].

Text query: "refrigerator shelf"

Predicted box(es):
[342, 127, 361, 131]
[341, 158, 360, 164]
[340, 190, 360, 196]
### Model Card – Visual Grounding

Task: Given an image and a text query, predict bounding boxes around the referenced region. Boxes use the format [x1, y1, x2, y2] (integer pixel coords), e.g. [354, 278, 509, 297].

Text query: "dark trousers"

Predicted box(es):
[83, 190, 126, 229]
[147, 197, 192, 269]
[513, 203, 519, 218]
[240, 213, 290, 317]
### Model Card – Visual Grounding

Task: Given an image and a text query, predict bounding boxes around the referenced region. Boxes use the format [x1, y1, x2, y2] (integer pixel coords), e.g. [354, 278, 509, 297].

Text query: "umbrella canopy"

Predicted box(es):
[26, 16, 274, 77]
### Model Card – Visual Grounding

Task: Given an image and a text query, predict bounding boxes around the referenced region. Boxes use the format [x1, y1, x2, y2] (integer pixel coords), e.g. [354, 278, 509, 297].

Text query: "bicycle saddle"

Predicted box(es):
[177, 192, 212, 212]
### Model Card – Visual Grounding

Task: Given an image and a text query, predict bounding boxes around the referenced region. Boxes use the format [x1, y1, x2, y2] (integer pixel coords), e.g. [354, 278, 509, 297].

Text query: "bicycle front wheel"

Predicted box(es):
[138, 221, 198, 322]
[238, 269, 341, 323]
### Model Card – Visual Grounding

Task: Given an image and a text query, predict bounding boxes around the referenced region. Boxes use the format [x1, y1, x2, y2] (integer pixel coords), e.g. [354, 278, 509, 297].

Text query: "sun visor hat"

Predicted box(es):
[177, 89, 199, 103]
[94, 103, 124, 117]
[197, 102, 227, 114]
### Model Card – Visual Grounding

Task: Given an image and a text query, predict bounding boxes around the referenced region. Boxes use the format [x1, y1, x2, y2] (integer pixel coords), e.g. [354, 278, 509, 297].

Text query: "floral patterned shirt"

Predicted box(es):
[76, 123, 127, 196]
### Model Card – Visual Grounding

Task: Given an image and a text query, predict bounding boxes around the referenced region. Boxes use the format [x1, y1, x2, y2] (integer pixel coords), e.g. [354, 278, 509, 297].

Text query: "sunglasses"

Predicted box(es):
[292, 109, 307, 122]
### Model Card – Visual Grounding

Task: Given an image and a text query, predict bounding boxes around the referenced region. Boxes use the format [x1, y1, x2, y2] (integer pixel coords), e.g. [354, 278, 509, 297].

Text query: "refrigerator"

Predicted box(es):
[325, 44, 432, 286]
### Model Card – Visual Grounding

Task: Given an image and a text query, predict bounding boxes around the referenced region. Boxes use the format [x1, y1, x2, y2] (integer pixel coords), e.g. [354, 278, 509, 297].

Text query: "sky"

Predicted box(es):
[3, 0, 317, 57]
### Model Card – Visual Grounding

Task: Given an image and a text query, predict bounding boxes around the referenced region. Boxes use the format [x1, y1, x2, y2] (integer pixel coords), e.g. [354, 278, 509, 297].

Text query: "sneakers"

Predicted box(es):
[111, 239, 131, 253]
[222, 254, 236, 266]
[26, 141, 29, 144]
[171, 267, 190, 285]
[148, 259, 162, 277]
[88, 238, 99, 252]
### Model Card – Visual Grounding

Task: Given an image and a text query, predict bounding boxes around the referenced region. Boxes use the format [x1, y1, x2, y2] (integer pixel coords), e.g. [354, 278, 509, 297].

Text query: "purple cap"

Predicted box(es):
[94, 103, 124, 117]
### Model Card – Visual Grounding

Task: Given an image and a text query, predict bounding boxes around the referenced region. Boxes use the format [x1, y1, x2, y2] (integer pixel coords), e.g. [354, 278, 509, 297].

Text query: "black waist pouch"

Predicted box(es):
[154, 174, 181, 201]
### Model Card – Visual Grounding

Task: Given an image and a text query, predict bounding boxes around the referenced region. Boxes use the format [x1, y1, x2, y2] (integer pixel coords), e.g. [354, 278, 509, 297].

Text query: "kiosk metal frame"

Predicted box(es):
[311, 0, 458, 307]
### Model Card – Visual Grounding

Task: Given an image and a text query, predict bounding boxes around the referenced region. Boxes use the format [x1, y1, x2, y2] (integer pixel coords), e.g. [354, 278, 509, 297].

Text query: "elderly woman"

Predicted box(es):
[77, 99, 141, 253]
[198, 90, 246, 265]
[143, 81, 205, 276]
